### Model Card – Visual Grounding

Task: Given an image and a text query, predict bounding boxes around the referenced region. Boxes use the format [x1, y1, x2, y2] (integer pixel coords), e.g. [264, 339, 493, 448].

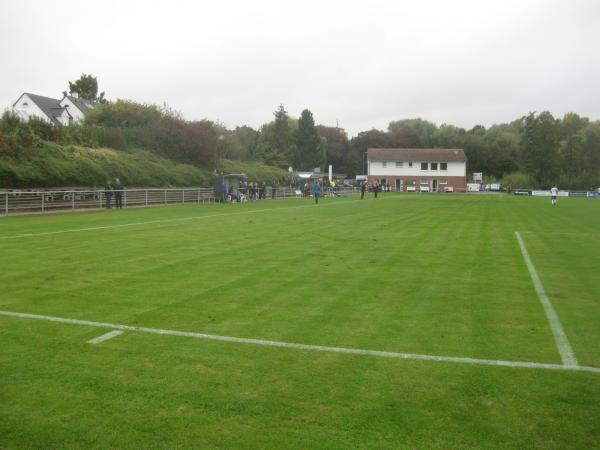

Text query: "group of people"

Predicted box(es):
[360, 179, 382, 199]
[104, 178, 124, 209]
[222, 178, 278, 203]
[302, 179, 340, 200]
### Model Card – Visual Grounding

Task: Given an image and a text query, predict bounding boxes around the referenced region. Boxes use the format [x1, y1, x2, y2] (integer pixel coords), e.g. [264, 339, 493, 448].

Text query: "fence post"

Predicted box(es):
[72, 191, 75, 210]
[124, 191, 127, 207]
[145, 190, 148, 206]
[99, 190, 103, 209]
[182, 189, 185, 204]
[41, 192, 45, 213]
[164, 190, 167, 204]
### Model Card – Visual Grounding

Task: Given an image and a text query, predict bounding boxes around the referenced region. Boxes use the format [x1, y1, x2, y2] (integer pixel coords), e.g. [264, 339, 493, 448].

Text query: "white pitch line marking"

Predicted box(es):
[1, 310, 598, 374]
[87, 329, 124, 345]
[515, 231, 579, 367]
[0, 197, 374, 240]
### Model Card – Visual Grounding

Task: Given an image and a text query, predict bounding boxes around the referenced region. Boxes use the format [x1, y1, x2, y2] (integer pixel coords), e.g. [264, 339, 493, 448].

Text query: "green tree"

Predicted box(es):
[387, 118, 438, 147]
[561, 112, 589, 140]
[484, 128, 520, 179]
[228, 126, 260, 161]
[273, 105, 294, 165]
[295, 109, 325, 170]
[432, 124, 466, 148]
[68, 74, 106, 102]
[316, 125, 349, 172]
[559, 132, 585, 189]
[581, 122, 600, 188]
[520, 111, 560, 188]
[255, 105, 296, 168]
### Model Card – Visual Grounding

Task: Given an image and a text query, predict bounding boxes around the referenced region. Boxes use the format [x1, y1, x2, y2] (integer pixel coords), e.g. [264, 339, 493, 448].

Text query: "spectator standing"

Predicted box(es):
[104, 181, 113, 209]
[220, 178, 227, 203]
[313, 179, 322, 204]
[360, 181, 366, 200]
[114, 177, 124, 208]
[259, 182, 266, 200]
[271, 182, 277, 199]
[331, 179, 337, 196]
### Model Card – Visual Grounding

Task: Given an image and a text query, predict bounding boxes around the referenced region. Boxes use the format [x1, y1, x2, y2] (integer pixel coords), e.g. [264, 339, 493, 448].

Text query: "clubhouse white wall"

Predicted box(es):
[368, 160, 466, 177]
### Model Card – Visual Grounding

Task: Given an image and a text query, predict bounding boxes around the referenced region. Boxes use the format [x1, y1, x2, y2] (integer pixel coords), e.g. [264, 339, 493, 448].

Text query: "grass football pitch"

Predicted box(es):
[1, 193, 599, 449]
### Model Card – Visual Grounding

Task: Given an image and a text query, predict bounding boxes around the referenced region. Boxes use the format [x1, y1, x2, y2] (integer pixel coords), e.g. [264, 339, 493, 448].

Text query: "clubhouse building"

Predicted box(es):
[367, 148, 468, 192]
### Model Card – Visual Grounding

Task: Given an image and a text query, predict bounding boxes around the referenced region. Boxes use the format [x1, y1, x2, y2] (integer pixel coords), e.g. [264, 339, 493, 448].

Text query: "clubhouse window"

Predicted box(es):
[382, 161, 387, 168]
[439, 179, 448, 185]
[431, 163, 438, 170]
[440, 162, 448, 171]
[408, 162, 413, 168]
[421, 162, 428, 170]
[395, 161, 403, 167]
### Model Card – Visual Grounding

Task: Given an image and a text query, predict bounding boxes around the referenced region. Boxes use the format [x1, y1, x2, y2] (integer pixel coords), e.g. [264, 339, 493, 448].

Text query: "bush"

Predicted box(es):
[500, 171, 531, 189]
[219, 159, 289, 184]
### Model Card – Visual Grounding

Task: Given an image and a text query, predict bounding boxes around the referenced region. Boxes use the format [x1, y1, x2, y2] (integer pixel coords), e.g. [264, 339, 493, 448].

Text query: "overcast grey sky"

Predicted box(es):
[1, 0, 599, 136]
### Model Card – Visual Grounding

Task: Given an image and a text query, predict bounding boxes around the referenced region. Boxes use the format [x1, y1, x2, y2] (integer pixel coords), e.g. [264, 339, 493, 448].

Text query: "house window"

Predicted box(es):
[408, 162, 413, 168]
[382, 161, 387, 168]
[406, 179, 415, 185]
[420, 179, 429, 185]
[431, 163, 438, 170]
[441, 162, 448, 171]
[439, 179, 448, 185]
[421, 162, 428, 170]
[395, 161, 403, 167]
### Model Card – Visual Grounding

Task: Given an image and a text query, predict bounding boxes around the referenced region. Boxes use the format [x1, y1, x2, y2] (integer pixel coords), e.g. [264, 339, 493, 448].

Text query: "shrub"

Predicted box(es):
[500, 171, 531, 189]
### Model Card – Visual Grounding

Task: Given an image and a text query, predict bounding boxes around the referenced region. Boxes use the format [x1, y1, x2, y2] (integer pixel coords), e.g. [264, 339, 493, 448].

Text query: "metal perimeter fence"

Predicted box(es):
[0, 186, 360, 216]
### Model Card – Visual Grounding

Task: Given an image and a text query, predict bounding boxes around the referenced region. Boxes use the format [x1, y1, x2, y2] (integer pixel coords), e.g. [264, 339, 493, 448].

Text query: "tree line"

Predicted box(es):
[2, 72, 599, 189]
[220, 110, 600, 189]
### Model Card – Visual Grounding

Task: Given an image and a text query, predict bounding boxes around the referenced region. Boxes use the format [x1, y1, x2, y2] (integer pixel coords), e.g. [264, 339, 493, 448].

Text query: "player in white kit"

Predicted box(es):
[550, 186, 559, 206]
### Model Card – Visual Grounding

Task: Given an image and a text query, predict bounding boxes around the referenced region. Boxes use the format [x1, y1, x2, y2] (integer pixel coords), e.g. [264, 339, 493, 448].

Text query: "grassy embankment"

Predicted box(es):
[0, 141, 289, 188]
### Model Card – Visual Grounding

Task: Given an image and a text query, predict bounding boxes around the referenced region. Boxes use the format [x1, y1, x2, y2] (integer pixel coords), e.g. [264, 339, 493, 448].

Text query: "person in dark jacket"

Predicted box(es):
[104, 181, 113, 209]
[360, 181, 366, 200]
[114, 177, 124, 208]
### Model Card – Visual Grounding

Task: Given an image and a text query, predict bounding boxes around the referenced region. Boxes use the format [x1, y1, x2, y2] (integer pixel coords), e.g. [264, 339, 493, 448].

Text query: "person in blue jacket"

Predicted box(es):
[312, 179, 322, 204]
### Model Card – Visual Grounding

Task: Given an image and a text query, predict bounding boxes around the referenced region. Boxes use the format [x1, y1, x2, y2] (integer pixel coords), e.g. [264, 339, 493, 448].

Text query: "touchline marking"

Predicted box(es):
[87, 329, 124, 345]
[0, 197, 373, 240]
[515, 231, 579, 367]
[1, 310, 598, 374]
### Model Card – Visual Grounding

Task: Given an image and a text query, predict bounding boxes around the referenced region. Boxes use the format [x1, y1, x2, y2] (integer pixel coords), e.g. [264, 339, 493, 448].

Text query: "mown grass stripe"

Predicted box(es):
[0, 198, 369, 240]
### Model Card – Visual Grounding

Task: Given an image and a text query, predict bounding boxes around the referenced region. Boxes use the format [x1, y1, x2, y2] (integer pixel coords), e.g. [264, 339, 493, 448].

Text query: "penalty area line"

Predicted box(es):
[87, 329, 124, 345]
[1, 309, 598, 374]
[515, 231, 578, 367]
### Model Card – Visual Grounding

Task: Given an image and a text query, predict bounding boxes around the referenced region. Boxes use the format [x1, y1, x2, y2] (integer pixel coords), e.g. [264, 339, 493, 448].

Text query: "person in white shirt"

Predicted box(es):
[550, 186, 559, 206]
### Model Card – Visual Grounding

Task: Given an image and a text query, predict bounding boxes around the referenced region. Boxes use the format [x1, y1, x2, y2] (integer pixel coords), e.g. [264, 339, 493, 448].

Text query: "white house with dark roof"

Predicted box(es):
[11, 92, 97, 125]
[367, 148, 468, 192]
[59, 95, 97, 122]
